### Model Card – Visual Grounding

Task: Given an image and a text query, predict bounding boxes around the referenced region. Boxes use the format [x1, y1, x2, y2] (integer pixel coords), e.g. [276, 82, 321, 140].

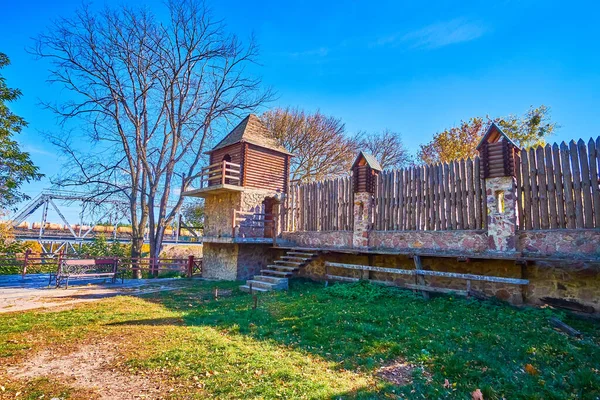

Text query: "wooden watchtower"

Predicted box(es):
[185, 114, 292, 197]
[351, 151, 382, 193]
[477, 122, 520, 179]
[183, 114, 293, 281]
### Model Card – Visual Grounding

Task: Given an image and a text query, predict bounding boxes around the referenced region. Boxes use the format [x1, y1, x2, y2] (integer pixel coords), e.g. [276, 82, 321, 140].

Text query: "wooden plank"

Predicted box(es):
[578, 139, 594, 228]
[456, 161, 464, 229]
[444, 163, 451, 230]
[449, 162, 457, 229]
[515, 152, 524, 230]
[569, 140, 584, 228]
[325, 262, 529, 285]
[416, 167, 422, 230]
[466, 158, 476, 229]
[528, 147, 540, 229]
[552, 143, 566, 228]
[474, 158, 483, 230]
[536, 146, 550, 229]
[549, 317, 583, 338]
[521, 150, 532, 230]
[437, 164, 445, 230]
[561, 142, 576, 229]
[410, 167, 417, 230]
[413, 255, 429, 299]
[588, 138, 600, 228]
[544, 145, 558, 229]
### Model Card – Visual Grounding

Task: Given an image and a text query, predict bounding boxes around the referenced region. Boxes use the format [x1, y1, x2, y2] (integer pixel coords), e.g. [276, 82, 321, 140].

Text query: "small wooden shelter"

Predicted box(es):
[185, 114, 293, 197]
[351, 151, 382, 193]
[477, 122, 520, 178]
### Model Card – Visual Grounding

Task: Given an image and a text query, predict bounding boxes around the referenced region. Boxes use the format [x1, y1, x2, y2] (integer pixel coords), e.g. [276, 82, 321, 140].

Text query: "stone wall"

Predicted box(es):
[202, 242, 239, 280]
[369, 230, 488, 253]
[518, 229, 600, 257]
[204, 187, 281, 239]
[281, 231, 353, 248]
[293, 248, 599, 312]
[204, 192, 241, 237]
[202, 242, 274, 281]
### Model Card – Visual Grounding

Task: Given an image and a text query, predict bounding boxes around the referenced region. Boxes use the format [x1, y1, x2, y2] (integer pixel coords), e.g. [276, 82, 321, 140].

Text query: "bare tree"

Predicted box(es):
[355, 129, 411, 170]
[261, 108, 356, 182]
[31, 0, 272, 273]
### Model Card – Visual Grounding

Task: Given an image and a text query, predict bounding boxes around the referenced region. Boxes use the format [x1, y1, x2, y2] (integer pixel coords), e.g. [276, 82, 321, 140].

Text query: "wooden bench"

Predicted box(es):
[49, 258, 123, 288]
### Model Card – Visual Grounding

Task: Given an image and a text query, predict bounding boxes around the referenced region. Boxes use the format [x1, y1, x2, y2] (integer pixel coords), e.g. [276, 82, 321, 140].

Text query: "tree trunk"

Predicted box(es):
[130, 237, 144, 279]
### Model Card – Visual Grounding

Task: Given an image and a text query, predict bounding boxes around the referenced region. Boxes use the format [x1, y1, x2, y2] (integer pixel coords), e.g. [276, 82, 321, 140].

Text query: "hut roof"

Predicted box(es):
[206, 114, 292, 155]
[351, 151, 383, 171]
[476, 122, 519, 150]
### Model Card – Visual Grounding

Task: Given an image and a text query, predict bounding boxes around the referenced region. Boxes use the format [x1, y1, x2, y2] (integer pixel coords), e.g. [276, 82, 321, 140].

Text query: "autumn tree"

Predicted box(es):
[355, 129, 412, 170]
[418, 105, 557, 164]
[0, 53, 42, 210]
[261, 108, 357, 182]
[32, 1, 272, 273]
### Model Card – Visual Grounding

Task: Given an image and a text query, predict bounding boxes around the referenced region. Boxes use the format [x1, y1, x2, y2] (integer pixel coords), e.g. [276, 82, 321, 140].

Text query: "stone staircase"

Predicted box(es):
[240, 250, 317, 293]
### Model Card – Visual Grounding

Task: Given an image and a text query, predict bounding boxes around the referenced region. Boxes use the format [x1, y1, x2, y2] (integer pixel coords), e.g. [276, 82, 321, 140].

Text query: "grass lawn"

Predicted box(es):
[0, 279, 599, 399]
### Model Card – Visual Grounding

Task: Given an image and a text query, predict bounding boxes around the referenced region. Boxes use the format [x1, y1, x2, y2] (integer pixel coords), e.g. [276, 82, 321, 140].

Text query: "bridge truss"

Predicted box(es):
[8, 190, 202, 255]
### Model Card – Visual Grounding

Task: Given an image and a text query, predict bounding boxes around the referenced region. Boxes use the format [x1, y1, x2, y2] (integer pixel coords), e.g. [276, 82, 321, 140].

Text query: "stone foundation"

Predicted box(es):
[518, 229, 600, 257]
[202, 242, 274, 281]
[369, 230, 488, 253]
[204, 187, 281, 238]
[281, 231, 353, 248]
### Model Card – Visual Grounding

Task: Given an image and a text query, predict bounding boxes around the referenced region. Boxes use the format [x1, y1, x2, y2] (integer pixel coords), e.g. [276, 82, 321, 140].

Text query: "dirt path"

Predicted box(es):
[7, 343, 168, 399]
[0, 275, 192, 314]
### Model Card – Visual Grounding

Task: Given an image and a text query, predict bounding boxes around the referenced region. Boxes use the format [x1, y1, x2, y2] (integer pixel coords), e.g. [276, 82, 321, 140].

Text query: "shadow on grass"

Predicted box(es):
[118, 279, 600, 399]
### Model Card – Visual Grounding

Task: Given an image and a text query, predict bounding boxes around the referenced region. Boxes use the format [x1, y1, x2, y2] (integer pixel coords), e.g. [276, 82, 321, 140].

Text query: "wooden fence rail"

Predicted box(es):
[517, 138, 600, 230]
[374, 158, 486, 231]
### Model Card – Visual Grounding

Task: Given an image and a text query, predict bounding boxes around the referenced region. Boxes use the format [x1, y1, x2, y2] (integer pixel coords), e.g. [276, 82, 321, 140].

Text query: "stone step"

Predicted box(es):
[239, 284, 270, 294]
[253, 275, 288, 284]
[250, 277, 288, 290]
[275, 260, 302, 266]
[261, 269, 293, 277]
[267, 264, 297, 271]
[287, 251, 316, 257]
[246, 279, 276, 290]
[281, 256, 311, 261]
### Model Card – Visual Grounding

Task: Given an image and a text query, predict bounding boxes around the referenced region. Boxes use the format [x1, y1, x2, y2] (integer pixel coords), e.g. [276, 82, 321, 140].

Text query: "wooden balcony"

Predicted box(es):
[183, 161, 243, 197]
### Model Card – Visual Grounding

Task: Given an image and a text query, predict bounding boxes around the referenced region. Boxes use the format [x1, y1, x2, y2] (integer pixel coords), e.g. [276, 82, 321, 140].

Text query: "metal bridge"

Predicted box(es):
[7, 190, 202, 254]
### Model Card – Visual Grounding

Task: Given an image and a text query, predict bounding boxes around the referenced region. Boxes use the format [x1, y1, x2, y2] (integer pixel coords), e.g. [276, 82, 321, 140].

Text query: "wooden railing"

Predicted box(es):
[0, 251, 202, 278]
[197, 161, 241, 189]
[232, 210, 274, 238]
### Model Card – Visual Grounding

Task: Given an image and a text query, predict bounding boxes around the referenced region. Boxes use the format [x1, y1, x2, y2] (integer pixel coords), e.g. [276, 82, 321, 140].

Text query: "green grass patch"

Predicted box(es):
[0, 279, 599, 399]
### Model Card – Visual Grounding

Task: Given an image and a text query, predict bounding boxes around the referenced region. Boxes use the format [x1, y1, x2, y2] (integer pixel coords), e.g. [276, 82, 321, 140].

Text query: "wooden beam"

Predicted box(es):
[325, 262, 529, 285]
[413, 255, 429, 299]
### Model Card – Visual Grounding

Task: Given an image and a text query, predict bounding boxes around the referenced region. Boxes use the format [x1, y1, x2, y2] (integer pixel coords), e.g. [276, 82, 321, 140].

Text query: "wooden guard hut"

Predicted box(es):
[186, 114, 293, 197]
[351, 151, 382, 193]
[477, 122, 520, 178]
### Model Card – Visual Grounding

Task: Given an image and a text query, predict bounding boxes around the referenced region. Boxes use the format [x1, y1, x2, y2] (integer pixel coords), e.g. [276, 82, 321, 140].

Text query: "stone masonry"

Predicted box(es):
[352, 192, 374, 248]
[486, 176, 518, 253]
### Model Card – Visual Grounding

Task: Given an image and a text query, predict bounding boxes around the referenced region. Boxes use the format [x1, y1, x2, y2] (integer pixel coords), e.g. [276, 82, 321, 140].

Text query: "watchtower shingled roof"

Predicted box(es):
[207, 114, 292, 155]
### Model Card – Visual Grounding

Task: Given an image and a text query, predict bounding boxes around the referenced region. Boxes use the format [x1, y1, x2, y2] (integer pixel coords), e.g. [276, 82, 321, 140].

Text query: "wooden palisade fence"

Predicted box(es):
[285, 176, 354, 232]
[284, 136, 600, 233]
[517, 138, 600, 230]
[374, 157, 486, 231]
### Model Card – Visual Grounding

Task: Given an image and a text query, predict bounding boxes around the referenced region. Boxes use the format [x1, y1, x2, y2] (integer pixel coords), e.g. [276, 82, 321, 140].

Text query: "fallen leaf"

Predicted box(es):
[472, 388, 483, 400]
[525, 364, 539, 376]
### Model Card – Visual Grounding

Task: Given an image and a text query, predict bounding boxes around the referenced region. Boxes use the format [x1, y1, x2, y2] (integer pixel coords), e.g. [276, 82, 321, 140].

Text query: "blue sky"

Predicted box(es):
[2, 0, 599, 221]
